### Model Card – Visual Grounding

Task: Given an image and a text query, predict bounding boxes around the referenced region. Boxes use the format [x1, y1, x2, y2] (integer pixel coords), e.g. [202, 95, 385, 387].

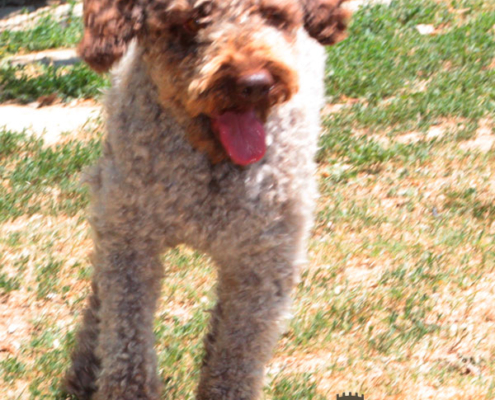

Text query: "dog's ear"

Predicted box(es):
[78, 0, 146, 73]
[300, 0, 351, 45]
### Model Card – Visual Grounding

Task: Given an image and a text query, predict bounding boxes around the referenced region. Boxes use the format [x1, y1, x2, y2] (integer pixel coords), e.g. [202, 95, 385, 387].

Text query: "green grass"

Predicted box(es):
[0, 63, 108, 103]
[0, 4, 107, 103]
[0, 130, 101, 221]
[0, 6, 82, 56]
[1, 0, 495, 399]
[319, 0, 495, 171]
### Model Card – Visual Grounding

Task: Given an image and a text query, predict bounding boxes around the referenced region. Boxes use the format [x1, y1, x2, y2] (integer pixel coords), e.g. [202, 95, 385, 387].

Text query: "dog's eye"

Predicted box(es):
[262, 8, 288, 29]
[184, 17, 203, 33]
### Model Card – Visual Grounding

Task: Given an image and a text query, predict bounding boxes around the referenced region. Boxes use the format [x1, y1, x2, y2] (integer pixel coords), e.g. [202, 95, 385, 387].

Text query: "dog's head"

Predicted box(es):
[80, 0, 350, 165]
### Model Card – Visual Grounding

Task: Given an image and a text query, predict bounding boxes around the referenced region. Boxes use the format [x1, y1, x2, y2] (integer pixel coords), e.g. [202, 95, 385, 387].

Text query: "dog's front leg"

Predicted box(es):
[91, 245, 164, 400]
[196, 245, 302, 400]
[64, 279, 102, 400]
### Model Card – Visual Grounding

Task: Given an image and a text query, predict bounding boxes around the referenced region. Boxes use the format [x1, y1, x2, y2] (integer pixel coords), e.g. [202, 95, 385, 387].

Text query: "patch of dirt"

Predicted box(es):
[0, 291, 34, 357]
[0, 101, 102, 145]
[6, 48, 79, 67]
[388, 120, 466, 145]
[415, 24, 438, 35]
[484, 58, 495, 71]
[396, 131, 423, 144]
[459, 118, 494, 152]
[345, 0, 392, 12]
[269, 350, 336, 375]
[322, 103, 348, 115]
[0, 213, 92, 362]
[322, 97, 361, 117]
[395, 126, 447, 144]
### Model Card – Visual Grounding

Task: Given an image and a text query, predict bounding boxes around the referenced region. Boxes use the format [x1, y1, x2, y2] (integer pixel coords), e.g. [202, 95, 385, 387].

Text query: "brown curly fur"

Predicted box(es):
[77, 0, 349, 163]
[301, 0, 351, 44]
[67, 0, 350, 399]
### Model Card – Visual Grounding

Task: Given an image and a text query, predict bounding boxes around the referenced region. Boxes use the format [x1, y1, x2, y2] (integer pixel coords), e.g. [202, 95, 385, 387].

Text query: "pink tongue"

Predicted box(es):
[212, 109, 266, 166]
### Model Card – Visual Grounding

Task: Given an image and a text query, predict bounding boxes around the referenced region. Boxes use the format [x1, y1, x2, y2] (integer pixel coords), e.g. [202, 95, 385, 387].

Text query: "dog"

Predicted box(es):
[64, 0, 350, 398]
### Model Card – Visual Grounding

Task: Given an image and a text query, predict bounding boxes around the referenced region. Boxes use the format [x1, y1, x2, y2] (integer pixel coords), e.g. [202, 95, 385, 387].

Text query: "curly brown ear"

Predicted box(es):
[301, 0, 351, 45]
[78, 0, 145, 73]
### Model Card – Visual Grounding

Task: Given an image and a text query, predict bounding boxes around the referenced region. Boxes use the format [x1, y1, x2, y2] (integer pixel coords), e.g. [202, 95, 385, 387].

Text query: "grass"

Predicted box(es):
[0, 130, 101, 221]
[0, 5, 82, 56]
[0, 63, 108, 103]
[1, 0, 495, 399]
[0, 4, 107, 104]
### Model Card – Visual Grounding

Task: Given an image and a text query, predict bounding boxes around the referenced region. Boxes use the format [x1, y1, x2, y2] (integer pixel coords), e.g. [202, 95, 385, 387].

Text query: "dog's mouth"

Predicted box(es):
[210, 108, 266, 166]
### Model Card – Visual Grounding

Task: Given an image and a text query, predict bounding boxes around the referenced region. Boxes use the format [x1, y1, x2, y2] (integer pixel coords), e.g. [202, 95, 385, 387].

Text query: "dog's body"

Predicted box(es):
[65, 1, 349, 399]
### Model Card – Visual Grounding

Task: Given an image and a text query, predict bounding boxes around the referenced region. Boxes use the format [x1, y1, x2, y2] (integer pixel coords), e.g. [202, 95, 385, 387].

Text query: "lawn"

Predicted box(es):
[1, 0, 495, 399]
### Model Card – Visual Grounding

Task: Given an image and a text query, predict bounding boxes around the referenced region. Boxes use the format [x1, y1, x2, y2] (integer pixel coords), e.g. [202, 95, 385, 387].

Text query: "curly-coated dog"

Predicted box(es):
[64, 0, 350, 399]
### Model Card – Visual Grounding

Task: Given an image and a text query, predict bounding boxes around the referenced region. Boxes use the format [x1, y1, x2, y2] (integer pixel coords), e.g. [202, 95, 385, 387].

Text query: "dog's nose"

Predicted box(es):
[236, 70, 274, 103]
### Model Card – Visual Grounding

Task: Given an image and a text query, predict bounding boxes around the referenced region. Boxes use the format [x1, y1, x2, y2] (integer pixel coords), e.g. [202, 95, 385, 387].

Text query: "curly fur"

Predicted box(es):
[65, 0, 349, 399]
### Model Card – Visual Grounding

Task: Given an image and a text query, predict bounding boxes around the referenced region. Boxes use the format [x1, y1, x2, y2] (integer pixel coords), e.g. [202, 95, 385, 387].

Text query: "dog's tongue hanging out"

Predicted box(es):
[212, 109, 266, 166]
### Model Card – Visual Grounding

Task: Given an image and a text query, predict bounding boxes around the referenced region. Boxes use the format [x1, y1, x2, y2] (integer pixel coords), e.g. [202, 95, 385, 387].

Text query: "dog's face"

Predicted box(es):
[145, 0, 305, 166]
[79, 0, 350, 165]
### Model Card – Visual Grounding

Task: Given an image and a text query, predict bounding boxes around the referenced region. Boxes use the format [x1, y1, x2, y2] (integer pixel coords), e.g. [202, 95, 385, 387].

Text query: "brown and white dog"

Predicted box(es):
[65, 1, 350, 399]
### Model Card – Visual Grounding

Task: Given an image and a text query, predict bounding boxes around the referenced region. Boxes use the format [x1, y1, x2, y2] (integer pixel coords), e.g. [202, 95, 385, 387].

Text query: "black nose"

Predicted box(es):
[236, 70, 274, 103]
